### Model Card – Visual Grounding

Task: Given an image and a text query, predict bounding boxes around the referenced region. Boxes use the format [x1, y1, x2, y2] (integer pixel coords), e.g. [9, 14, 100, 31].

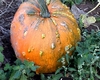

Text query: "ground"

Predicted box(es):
[0, 0, 100, 79]
[0, 0, 22, 64]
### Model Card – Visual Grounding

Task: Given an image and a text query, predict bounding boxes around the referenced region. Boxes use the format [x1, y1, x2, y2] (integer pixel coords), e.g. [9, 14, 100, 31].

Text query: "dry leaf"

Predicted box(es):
[71, 5, 85, 19]
[82, 15, 96, 28]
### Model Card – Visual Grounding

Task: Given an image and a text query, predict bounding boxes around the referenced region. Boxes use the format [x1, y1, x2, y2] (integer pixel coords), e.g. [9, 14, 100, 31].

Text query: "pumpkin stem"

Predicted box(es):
[37, 0, 50, 18]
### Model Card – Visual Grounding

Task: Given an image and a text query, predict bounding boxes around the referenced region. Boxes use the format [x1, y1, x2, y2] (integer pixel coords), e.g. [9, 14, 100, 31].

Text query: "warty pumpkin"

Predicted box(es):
[10, 0, 81, 73]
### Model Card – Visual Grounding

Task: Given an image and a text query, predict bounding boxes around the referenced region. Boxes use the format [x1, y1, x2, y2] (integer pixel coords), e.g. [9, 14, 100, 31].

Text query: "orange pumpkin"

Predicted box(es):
[10, 0, 81, 73]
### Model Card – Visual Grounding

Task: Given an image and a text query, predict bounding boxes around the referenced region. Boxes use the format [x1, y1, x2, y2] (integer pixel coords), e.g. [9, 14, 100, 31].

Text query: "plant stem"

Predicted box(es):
[86, 2, 100, 15]
[37, 0, 50, 18]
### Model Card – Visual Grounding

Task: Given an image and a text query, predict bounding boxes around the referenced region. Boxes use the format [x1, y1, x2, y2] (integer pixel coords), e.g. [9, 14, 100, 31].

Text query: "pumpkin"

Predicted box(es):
[10, 0, 81, 73]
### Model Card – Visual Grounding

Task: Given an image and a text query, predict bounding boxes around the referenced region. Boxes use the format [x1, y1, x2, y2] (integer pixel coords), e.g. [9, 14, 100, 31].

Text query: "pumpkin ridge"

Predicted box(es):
[52, 12, 75, 23]
[31, 18, 43, 29]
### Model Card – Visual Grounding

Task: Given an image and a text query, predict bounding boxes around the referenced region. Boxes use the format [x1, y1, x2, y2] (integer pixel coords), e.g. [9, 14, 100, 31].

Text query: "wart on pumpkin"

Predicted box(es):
[28, 46, 34, 53]
[56, 33, 60, 38]
[42, 34, 46, 39]
[24, 31, 28, 36]
[51, 43, 56, 50]
[23, 27, 28, 36]
[65, 44, 72, 51]
[40, 51, 43, 56]
[28, 49, 31, 53]
[22, 52, 26, 56]
[55, 31, 60, 38]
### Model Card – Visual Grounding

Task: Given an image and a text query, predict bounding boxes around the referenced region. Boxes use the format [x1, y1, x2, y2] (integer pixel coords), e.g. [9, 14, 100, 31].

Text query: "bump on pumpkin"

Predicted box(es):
[51, 43, 56, 50]
[40, 51, 43, 56]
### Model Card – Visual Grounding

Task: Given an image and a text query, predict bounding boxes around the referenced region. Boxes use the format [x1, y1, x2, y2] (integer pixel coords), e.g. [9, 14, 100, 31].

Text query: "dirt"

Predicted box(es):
[0, 0, 22, 64]
[0, 0, 100, 79]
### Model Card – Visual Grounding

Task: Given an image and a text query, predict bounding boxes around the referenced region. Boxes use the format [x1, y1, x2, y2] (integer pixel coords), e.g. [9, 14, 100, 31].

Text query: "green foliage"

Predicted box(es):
[53, 28, 100, 80]
[69, 30, 100, 80]
[40, 73, 63, 80]
[0, 59, 39, 80]
[0, 70, 6, 80]
[61, 0, 83, 6]
[9, 60, 37, 80]
[96, 16, 100, 22]
[61, 0, 98, 7]
[74, 0, 83, 4]
[61, 0, 74, 7]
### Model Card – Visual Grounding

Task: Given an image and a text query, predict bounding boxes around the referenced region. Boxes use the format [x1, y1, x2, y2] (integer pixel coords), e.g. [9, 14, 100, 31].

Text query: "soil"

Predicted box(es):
[0, 0, 100, 79]
[0, 0, 22, 64]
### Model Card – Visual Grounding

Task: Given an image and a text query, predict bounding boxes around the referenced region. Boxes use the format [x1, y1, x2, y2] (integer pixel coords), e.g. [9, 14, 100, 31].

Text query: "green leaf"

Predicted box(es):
[13, 66, 20, 70]
[79, 15, 84, 28]
[9, 70, 22, 80]
[20, 74, 27, 80]
[14, 59, 22, 65]
[26, 68, 31, 75]
[78, 57, 84, 69]
[0, 52, 4, 62]
[52, 73, 63, 80]
[9, 71, 16, 80]
[96, 17, 100, 22]
[0, 46, 3, 52]
[76, 46, 83, 54]
[28, 73, 35, 77]
[0, 70, 6, 80]
[31, 66, 39, 71]
[23, 60, 35, 69]
[65, 54, 70, 63]
[23, 60, 39, 72]
[68, 67, 76, 72]
[0, 69, 4, 74]
[75, 0, 83, 4]
[13, 71, 22, 79]
[4, 63, 12, 71]
[41, 74, 46, 80]
[55, 67, 63, 75]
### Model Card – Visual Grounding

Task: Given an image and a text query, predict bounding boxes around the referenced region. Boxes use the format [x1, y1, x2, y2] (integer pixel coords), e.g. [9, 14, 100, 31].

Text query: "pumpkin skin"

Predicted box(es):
[10, 0, 81, 73]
